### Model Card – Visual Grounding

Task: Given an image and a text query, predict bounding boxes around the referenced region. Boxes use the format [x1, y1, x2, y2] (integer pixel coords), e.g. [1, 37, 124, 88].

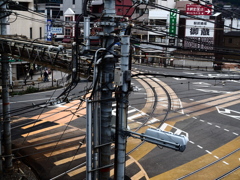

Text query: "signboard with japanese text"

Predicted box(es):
[186, 4, 212, 16]
[47, 19, 52, 41]
[185, 19, 214, 37]
[169, 9, 178, 37]
[51, 27, 63, 34]
[184, 19, 214, 50]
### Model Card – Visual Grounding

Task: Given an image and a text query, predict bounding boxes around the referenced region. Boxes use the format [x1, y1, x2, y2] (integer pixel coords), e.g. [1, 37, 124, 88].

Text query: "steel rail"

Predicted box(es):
[177, 148, 240, 180]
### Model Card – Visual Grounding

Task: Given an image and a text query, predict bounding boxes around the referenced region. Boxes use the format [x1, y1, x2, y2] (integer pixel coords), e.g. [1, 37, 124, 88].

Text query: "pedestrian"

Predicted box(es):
[29, 68, 34, 80]
[44, 70, 49, 82]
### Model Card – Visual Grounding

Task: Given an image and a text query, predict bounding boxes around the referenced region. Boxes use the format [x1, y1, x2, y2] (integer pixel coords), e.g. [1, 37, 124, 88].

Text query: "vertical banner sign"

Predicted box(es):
[47, 19, 52, 41]
[169, 9, 177, 37]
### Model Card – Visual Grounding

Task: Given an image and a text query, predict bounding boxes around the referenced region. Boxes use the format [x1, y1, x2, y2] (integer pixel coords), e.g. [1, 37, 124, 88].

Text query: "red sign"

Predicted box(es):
[186, 4, 212, 15]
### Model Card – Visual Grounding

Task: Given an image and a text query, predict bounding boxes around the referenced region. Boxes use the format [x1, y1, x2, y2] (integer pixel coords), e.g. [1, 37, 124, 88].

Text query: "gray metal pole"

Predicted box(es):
[92, 48, 106, 180]
[84, 16, 90, 51]
[99, 0, 116, 179]
[86, 100, 92, 180]
[115, 36, 130, 180]
[1, 55, 12, 170]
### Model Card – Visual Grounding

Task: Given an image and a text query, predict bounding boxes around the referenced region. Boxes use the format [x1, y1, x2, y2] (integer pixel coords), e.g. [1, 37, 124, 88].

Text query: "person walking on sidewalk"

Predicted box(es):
[29, 68, 34, 80]
[44, 70, 49, 82]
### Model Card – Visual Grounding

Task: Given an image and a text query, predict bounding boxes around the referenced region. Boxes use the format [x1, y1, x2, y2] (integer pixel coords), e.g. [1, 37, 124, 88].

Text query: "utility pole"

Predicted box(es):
[99, 0, 116, 179]
[114, 36, 130, 179]
[1, 55, 12, 171]
[0, 1, 12, 173]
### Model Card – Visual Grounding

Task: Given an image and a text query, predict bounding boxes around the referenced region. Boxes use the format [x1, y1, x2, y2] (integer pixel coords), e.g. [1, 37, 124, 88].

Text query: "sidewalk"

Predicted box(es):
[12, 70, 70, 93]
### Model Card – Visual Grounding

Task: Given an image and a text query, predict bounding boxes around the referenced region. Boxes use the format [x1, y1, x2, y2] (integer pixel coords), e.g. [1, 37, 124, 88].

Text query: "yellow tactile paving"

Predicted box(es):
[150, 137, 240, 180]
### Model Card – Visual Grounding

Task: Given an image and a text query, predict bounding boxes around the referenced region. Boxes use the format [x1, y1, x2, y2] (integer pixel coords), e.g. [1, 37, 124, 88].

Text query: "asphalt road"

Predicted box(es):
[0, 65, 239, 179]
[131, 65, 240, 180]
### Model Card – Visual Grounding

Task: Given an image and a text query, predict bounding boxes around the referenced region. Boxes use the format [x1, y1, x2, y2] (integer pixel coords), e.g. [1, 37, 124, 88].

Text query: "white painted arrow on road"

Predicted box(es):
[216, 106, 240, 120]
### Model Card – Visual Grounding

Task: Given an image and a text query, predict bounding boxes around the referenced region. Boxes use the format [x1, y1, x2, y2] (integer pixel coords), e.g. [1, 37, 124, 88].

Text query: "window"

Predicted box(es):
[228, 38, 232, 43]
[155, 19, 166, 26]
[40, 27, 42, 39]
[65, 28, 72, 36]
[149, 35, 155, 42]
[30, 27, 32, 39]
[65, 16, 73, 22]
[150, 20, 154, 25]
[136, 8, 139, 14]
[73, 0, 75, 4]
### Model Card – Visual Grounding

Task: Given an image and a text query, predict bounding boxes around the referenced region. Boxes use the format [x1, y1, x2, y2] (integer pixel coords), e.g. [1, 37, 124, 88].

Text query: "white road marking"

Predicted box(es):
[189, 141, 195, 144]
[223, 161, 229, 165]
[205, 150, 212, 154]
[196, 89, 231, 94]
[216, 106, 240, 120]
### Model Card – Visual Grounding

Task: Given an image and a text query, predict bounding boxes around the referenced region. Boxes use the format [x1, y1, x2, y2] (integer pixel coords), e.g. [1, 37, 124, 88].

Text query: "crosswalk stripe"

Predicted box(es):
[128, 113, 146, 120]
[27, 129, 79, 143]
[21, 120, 48, 129]
[54, 152, 86, 166]
[21, 124, 63, 137]
[44, 144, 86, 157]
[67, 166, 86, 177]
[35, 137, 83, 150]
[131, 171, 145, 180]
[128, 109, 138, 114]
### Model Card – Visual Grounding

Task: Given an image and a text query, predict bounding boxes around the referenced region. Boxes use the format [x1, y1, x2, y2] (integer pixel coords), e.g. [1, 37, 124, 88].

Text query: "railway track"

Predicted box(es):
[177, 148, 240, 180]
[10, 67, 240, 180]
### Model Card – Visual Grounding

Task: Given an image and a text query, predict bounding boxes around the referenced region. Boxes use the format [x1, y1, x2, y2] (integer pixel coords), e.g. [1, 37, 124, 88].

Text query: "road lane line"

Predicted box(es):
[206, 150, 212, 154]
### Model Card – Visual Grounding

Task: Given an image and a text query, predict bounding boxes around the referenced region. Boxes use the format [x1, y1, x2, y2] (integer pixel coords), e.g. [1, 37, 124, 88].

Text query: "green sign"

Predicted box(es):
[169, 9, 178, 37]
